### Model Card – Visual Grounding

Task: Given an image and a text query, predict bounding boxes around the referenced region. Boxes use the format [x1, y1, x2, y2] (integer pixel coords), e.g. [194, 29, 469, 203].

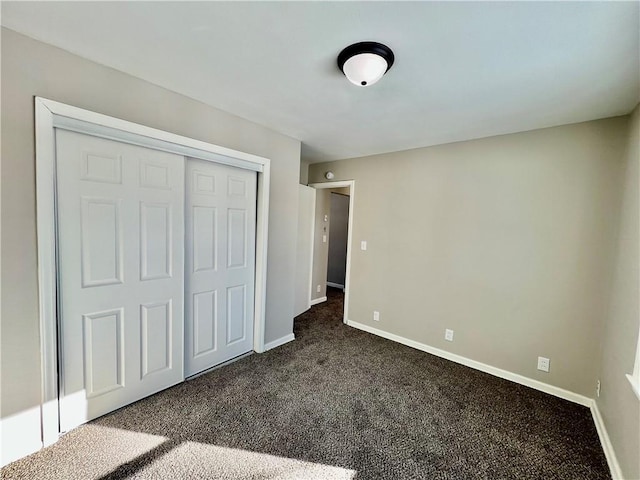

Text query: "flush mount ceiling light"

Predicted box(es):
[337, 41, 394, 87]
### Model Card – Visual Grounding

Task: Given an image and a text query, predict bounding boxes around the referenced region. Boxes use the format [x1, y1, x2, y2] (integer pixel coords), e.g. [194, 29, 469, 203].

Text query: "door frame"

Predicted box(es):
[308, 181, 355, 324]
[35, 97, 271, 446]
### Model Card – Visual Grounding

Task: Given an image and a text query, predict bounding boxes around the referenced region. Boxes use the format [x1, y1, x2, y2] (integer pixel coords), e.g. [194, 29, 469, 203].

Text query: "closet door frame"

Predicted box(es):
[35, 97, 271, 447]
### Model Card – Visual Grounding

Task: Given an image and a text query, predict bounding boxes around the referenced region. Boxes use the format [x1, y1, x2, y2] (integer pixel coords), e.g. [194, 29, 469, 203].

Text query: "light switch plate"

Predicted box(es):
[361, 241, 367, 251]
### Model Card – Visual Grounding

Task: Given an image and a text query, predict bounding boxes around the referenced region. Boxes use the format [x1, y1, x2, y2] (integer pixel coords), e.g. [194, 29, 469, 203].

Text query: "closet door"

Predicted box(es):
[185, 159, 257, 376]
[56, 130, 185, 432]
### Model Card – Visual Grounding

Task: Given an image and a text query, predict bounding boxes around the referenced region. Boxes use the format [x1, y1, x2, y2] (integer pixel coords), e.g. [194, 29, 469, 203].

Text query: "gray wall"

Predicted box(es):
[310, 117, 627, 397]
[299, 159, 310, 185]
[1, 27, 300, 429]
[327, 193, 350, 286]
[596, 104, 640, 480]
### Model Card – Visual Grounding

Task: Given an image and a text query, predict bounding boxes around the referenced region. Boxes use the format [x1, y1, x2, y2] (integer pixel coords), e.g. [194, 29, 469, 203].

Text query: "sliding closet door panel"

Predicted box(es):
[185, 159, 256, 376]
[56, 129, 185, 432]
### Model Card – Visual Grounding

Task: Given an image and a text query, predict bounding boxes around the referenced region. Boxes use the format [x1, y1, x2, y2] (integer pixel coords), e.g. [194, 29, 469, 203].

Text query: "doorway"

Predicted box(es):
[308, 181, 355, 323]
[326, 192, 350, 292]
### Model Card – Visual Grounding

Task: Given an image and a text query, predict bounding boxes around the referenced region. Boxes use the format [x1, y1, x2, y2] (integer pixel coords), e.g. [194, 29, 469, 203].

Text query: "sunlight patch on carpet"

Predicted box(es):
[143, 441, 357, 479]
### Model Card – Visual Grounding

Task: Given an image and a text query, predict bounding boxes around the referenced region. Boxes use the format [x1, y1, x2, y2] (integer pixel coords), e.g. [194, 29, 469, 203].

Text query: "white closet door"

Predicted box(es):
[185, 159, 256, 376]
[56, 130, 185, 432]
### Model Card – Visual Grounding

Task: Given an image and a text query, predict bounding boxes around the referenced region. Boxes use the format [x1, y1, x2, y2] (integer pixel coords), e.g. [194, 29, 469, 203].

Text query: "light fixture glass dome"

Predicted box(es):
[342, 53, 388, 87]
[337, 41, 394, 88]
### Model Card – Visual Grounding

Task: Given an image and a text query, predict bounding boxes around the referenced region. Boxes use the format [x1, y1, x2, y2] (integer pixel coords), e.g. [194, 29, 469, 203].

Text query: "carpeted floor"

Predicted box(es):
[2, 287, 610, 479]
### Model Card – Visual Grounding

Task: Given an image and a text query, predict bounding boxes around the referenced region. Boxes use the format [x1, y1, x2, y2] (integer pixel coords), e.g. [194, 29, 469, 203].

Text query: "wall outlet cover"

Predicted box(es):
[445, 329, 454, 341]
[373, 311, 380, 321]
[537, 356, 550, 372]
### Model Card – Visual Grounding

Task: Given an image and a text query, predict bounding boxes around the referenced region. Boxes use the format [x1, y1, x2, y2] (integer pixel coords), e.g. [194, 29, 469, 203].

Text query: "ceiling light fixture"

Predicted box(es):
[337, 41, 394, 87]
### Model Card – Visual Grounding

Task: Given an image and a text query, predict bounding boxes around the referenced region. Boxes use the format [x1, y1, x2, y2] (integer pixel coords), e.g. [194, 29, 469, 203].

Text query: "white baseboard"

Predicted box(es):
[1, 407, 43, 467]
[310, 296, 327, 306]
[326, 282, 345, 290]
[590, 400, 624, 479]
[264, 333, 295, 351]
[346, 320, 591, 407]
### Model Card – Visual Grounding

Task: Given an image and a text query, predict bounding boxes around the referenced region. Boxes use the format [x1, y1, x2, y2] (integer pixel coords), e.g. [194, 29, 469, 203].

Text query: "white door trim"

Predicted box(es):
[309, 181, 355, 324]
[35, 97, 270, 447]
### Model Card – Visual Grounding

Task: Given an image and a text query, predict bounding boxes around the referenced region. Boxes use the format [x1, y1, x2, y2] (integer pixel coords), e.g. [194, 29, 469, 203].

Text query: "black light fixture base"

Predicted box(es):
[337, 41, 395, 76]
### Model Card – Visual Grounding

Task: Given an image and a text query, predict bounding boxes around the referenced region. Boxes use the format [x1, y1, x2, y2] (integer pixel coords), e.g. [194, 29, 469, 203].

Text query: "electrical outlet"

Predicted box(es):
[445, 329, 454, 342]
[361, 241, 367, 251]
[596, 380, 601, 397]
[537, 356, 550, 372]
[322, 234, 327, 243]
[373, 311, 380, 321]
[316, 285, 321, 293]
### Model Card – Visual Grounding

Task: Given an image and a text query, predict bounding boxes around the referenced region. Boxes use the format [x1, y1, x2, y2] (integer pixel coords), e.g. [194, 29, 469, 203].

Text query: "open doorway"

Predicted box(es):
[327, 192, 349, 292]
[308, 181, 354, 323]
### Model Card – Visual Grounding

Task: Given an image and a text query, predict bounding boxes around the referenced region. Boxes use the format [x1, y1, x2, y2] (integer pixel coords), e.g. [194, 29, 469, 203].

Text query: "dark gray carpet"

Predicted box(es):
[2, 288, 610, 479]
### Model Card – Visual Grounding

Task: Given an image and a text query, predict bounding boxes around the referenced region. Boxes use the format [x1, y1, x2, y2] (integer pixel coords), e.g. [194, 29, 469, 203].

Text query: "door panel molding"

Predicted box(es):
[80, 197, 124, 287]
[82, 308, 125, 398]
[35, 97, 270, 448]
[139, 201, 173, 281]
[140, 300, 173, 378]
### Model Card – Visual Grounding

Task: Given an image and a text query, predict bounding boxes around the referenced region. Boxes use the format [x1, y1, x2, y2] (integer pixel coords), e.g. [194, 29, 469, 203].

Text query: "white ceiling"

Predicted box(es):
[2, 2, 638, 163]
